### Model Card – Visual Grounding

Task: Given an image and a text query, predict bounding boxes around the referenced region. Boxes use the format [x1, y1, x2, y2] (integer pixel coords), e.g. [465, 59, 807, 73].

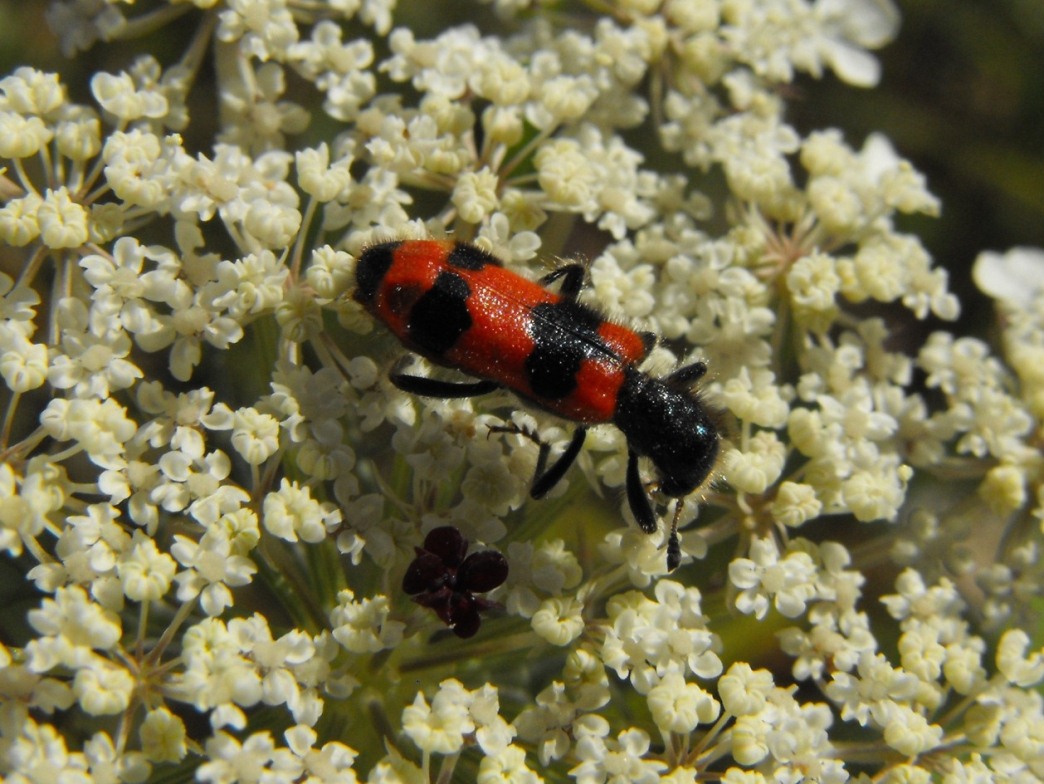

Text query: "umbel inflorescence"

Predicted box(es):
[0, 1, 1041, 783]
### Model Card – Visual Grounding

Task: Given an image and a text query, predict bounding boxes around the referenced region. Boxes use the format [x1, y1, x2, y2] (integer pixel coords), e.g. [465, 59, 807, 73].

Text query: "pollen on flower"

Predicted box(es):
[452, 167, 500, 224]
[73, 658, 135, 716]
[330, 588, 404, 653]
[718, 663, 775, 717]
[140, 707, 188, 763]
[770, 481, 823, 528]
[0, 113, 52, 158]
[117, 531, 177, 601]
[38, 187, 89, 249]
[262, 478, 342, 543]
[402, 681, 474, 755]
[978, 463, 1028, 514]
[721, 431, 787, 495]
[646, 671, 721, 733]
[531, 596, 585, 646]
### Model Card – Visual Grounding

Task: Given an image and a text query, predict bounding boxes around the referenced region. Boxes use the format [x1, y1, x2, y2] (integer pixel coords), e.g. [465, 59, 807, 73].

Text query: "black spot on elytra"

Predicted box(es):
[407, 271, 472, 355]
[355, 242, 399, 307]
[448, 242, 501, 270]
[525, 301, 609, 399]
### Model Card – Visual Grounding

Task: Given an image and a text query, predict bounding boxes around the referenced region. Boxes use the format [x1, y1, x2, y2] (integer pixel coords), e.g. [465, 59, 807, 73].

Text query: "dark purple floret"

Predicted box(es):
[402, 526, 508, 638]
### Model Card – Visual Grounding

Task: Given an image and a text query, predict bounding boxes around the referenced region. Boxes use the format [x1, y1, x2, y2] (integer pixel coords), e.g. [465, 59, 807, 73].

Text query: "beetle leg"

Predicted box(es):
[667, 361, 707, 386]
[530, 427, 586, 498]
[491, 423, 587, 499]
[626, 450, 657, 534]
[539, 264, 586, 300]
[391, 373, 500, 398]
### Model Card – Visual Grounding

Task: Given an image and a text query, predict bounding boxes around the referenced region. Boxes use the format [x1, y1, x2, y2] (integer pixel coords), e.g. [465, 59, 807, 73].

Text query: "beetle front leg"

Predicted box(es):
[625, 450, 657, 534]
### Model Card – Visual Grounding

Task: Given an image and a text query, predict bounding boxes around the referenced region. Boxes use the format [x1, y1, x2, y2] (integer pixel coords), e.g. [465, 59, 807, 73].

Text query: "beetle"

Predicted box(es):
[354, 238, 719, 570]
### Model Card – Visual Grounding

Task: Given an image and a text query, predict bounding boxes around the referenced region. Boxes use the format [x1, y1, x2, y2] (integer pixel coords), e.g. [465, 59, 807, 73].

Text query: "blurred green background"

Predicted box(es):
[789, 0, 1044, 332]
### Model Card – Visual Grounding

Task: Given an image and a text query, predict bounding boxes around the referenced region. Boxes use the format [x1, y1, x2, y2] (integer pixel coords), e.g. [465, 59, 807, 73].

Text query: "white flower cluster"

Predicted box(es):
[1, 0, 1041, 783]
